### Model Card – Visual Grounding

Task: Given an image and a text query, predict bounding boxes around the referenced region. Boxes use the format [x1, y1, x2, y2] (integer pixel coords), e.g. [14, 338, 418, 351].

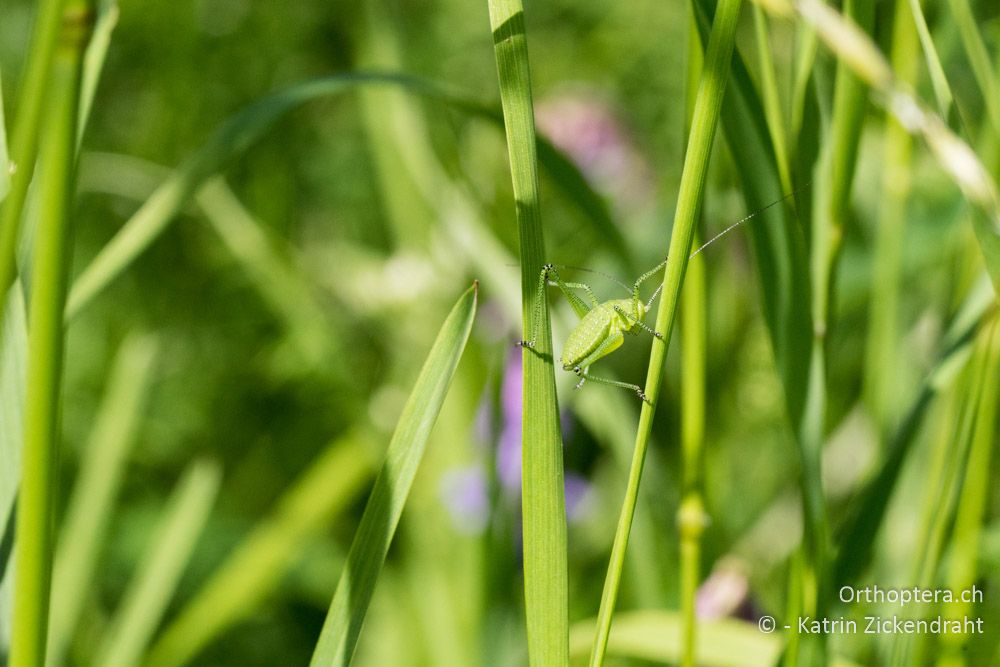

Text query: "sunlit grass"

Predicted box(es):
[0, 0, 997, 665]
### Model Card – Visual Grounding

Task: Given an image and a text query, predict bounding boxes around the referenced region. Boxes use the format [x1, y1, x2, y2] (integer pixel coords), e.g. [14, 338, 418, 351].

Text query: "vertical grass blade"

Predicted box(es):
[9, 2, 92, 664]
[486, 1, 568, 664]
[753, 0, 1000, 291]
[834, 283, 994, 584]
[46, 334, 158, 667]
[309, 283, 477, 667]
[146, 436, 372, 667]
[679, 240, 707, 667]
[590, 0, 743, 663]
[0, 286, 27, 651]
[93, 460, 221, 667]
[0, 0, 68, 310]
[945, 0, 1000, 134]
[864, 0, 919, 429]
[938, 317, 1000, 666]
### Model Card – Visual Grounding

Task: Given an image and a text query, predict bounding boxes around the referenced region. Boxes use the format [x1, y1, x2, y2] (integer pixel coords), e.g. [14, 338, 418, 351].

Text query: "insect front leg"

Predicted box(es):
[614, 306, 664, 340]
[516, 264, 553, 349]
[516, 264, 597, 348]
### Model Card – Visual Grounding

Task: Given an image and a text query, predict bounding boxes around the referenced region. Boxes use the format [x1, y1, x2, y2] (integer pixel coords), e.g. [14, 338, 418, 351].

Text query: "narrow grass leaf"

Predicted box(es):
[93, 460, 221, 667]
[77, 0, 119, 145]
[46, 334, 158, 667]
[905, 0, 954, 119]
[146, 436, 372, 667]
[486, 1, 568, 664]
[590, 0, 743, 663]
[309, 283, 477, 667]
[66, 73, 622, 319]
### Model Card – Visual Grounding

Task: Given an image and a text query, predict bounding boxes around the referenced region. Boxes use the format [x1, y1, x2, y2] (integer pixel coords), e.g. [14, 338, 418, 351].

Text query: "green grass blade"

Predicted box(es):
[906, 0, 954, 119]
[945, 0, 1000, 134]
[590, 0, 743, 664]
[45, 334, 158, 667]
[93, 460, 221, 667]
[0, 285, 27, 649]
[938, 317, 1000, 664]
[0, 0, 69, 312]
[751, 6, 793, 195]
[146, 436, 372, 667]
[679, 239, 707, 667]
[66, 73, 623, 319]
[0, 67, 11, 202]
[834, 282, 995, 584]
[863, 0, 919, 427]
[693, 0, 813, 428]
[308, 283, 477, 667]
[486, 1, 569, 664]
[9, 3, 91, 663]
[753, 0, 1000, 292]
[77, 0, 119, 145]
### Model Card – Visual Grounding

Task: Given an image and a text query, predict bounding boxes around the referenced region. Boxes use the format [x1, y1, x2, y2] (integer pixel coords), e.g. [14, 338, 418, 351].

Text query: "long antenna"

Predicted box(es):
[645, 183, 810, 307]
[554, 264, 631, 293]
[689, 182, 809, 258]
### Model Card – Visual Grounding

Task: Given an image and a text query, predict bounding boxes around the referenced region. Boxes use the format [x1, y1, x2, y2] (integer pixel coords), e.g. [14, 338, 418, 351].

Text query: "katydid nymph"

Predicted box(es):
[516, 191, 802, 403]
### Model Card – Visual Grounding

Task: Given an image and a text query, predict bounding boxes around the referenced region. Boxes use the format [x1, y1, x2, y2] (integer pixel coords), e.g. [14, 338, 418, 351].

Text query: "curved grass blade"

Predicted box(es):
[487, 0, 568, 663]
[146, 436, 372, 667]
[590, 0, 743, 663]
[92, 460, 221, 667]
[309, 283, 477, 667]
[66, 73, 622, 319]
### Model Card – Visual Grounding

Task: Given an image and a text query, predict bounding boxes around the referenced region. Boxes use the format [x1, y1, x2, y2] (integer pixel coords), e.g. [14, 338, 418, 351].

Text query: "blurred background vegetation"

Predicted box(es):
[0, 0, 998, 664]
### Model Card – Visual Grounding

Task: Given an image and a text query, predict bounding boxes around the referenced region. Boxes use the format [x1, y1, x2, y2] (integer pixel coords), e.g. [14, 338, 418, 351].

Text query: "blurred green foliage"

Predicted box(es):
[0, 0, 997, 665]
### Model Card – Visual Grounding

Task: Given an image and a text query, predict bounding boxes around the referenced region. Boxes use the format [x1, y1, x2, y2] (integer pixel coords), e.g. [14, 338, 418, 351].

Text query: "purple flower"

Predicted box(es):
[696, 558, 750, 620]
[536, 92, 654, 211]
[440, 466, 489, 534]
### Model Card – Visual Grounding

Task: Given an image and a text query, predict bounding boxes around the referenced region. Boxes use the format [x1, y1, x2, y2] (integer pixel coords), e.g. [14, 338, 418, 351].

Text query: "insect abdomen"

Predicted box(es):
[561, 304, 616, 369]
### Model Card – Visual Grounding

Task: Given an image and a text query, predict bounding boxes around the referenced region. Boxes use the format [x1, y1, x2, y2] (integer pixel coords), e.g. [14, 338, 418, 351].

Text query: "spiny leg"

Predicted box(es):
[632, 258, 667, 298]
[571, 366, 649, 404]
[566, 331, 648, 403]
[613, 306, 664, 340]
[517, 264, 599, 348]
[516, 264, 553, 349]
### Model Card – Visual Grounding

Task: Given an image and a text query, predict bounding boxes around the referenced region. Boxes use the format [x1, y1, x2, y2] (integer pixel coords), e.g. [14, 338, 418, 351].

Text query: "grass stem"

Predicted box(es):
[9, 1, 93, 664]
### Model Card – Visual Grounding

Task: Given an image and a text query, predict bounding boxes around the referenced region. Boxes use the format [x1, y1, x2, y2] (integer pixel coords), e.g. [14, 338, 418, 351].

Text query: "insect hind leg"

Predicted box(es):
[571, 366, 650, 404]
